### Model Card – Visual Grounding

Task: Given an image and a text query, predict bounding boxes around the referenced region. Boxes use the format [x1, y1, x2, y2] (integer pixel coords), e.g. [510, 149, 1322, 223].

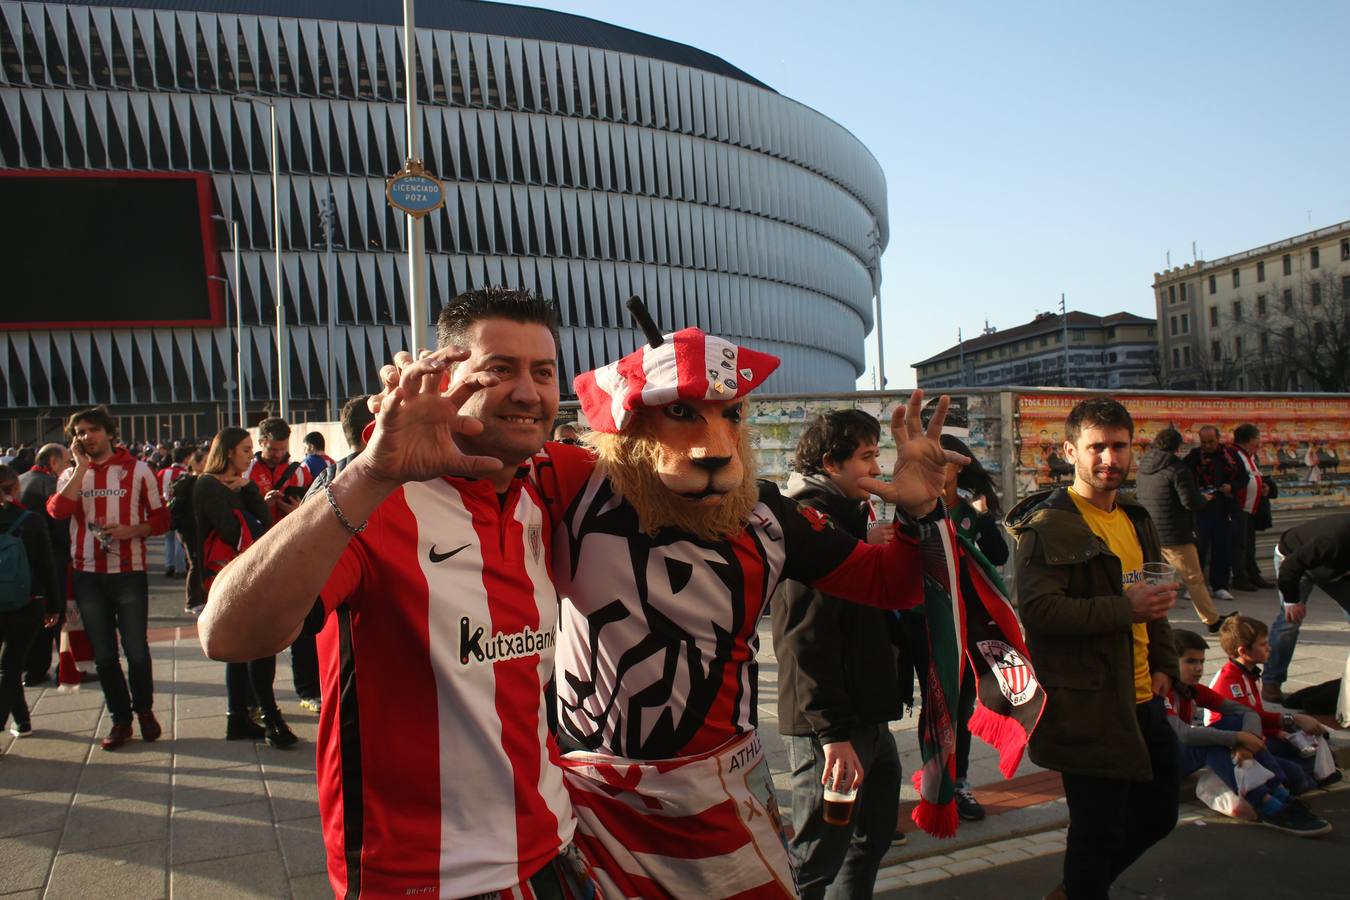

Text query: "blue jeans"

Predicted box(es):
[787, 724, 900, 900]
[1178, 714, 1288, 806]
[72, 572, 153, 724]
[1265, 548, 1350, 686]
[163, 530, 185, 573]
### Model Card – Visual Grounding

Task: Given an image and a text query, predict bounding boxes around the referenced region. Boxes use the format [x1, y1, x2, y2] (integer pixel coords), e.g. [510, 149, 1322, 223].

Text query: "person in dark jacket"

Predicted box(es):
[1135, 428, 1232, 634]
[1184, 426, 1239, 600]
[1260, 513, 1350, 705]
[1006, 398, 1181, 900]
[773, 409, 901, 900]
[196, 428, 297, 749]
[0, 464, 60, 737]
[17, 443, 69, 685]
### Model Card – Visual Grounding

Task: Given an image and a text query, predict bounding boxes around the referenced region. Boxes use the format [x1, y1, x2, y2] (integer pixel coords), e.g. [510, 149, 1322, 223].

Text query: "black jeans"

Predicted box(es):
[1195, 501, 1231, 590]
[290, 632, 319, 700]
[225, 655, 280, 716]
[72, 572, 153, 725]
[787, 724, 900, 900]
[25, 557, 66, 681]
[1060, 698, 1180, 900]
[0, 601, 42, 729]
[1229, 508, 1257, 584]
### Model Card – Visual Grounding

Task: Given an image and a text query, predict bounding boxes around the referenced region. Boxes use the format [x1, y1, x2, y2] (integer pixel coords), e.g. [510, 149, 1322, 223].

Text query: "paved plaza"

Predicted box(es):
[2, 530, 1348, 898]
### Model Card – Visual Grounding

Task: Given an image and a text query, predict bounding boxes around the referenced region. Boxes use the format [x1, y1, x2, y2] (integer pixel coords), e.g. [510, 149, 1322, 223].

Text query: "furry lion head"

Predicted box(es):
[585, 398, 758, 542]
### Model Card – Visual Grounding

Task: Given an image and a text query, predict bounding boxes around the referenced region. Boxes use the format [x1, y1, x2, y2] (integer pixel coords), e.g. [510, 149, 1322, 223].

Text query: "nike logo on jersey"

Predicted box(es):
[429, 543, 471, 563]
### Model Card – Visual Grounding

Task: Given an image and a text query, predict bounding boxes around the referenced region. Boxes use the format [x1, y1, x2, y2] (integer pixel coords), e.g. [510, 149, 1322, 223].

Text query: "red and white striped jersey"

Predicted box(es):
[314, 472, 573, 899]
[159, 463, 189, 503]
[246, 454, 310, 523]
[533, 443, 927, 761]
[1234, 446, 1264, 515]
[47, 449, 169, 574]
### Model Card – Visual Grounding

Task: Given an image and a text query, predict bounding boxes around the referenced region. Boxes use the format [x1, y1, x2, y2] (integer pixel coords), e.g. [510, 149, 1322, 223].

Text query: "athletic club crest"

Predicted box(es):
[977, 639, 1037, 707]
[527, 524, 543, 562]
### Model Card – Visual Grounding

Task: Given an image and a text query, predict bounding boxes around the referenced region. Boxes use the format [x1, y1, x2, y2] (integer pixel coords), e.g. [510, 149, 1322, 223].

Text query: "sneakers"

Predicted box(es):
[955, 785, 986, 822]
[298, 696, 322, 714]
[1258, 801, 1333, 837]
[138, 711, 162, 742]
[1317, 770, 1343, 789]
[1212, 588, 1235, 601]
[1209, 611, 1239, 634]
[100, 722, 133, 751]
[1260, 682, 1285, 705]
[890, 830, 908, 846]
[9, 721, 32, 738]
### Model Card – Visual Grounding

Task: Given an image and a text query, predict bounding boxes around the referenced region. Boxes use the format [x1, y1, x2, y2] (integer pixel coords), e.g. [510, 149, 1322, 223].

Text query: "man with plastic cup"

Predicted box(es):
[1006, 397, 1181, 900]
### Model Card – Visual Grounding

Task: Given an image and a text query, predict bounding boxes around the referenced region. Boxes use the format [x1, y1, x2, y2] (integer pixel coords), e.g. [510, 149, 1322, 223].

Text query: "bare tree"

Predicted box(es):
[1245, 270, 1350, 392]
[1179, 338, 1244, 391]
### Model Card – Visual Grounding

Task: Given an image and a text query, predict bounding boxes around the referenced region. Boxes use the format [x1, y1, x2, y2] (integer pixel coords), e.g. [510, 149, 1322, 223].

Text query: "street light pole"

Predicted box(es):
[320, 189, 338, 421]
[233, 219, 244, 427]
[404, 0, 429, 354]
[233, 94, 287, 420]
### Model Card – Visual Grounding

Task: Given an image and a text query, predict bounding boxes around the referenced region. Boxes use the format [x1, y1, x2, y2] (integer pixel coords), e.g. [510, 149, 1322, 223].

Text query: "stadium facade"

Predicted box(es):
[0, 0, 887, 443]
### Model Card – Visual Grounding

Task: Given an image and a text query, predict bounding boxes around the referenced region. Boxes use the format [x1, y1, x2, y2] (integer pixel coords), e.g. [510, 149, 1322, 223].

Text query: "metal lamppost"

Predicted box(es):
[404, 0, 429, 353]
[210, 215, 245, 427]
[317, 190, 340, 421]
[232, 94, 287, 420]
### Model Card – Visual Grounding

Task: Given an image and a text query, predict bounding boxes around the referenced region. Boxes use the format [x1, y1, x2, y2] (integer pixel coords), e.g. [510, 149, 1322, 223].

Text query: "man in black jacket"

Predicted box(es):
[1136, 428, 1232, 634]
[1261, 513, 1350, 704]
[17, 443, 69, 685]
[773, 409, 902, 900]
[1184, 426, 1240, 600]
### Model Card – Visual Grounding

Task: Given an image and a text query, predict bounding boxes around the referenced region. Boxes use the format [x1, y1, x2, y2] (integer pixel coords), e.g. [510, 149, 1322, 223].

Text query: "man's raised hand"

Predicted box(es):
[359, 347, 504, 485]
[858, 391, 968, 517]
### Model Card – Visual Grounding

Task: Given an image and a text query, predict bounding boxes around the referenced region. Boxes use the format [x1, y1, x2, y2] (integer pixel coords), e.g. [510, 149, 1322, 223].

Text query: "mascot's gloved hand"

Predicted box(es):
[362, 346, 505, 484]
[858, 390, 969, 518]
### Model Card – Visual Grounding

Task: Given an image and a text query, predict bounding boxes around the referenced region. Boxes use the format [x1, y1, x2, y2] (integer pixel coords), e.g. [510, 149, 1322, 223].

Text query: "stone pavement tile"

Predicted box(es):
[0, 829, 61, 893]
[29, 687, 107, 715]
[985, 848, 1033, 867]
[262, 768, 320, 822]
[76, 756, 172, 804]
[3, 728, 97, 764]
[171, 762, 267, 812]
[943, 857, 992, 876]
[0, 891, 42, 899]
[0, 791, 72, 839]
[175, 694, 228, 721]
[171, 798, 278, 865]
[23, 705, 104, 736]
[276, 815, 327, 878]
[289, 871, 334, 899]
[46, 837, 167, 899]
[0, 757, 83, 798]
[171, 848, 291, 899]
[60, 795, 169, 853]
[172, 721, 266, 766]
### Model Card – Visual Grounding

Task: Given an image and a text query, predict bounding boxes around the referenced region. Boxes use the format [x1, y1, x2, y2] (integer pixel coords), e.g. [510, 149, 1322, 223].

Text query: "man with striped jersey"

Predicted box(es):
[201, 289, 597, 899]
[48, 407, 169, 750]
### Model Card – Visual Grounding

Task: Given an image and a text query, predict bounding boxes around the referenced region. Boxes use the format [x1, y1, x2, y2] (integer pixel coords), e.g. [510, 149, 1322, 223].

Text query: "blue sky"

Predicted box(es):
[531, 1, 1350, 388]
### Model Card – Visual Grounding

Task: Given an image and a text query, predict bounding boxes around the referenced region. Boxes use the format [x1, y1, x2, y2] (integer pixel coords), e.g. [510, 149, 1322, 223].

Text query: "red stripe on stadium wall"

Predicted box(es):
[349, 490, 443, 895]
[468, 484, 560, 886]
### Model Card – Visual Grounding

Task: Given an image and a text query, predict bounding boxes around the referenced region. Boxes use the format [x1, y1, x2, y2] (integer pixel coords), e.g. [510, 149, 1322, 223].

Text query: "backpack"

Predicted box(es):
[169, 474, 199, 553]
[0, 510, 34, 612]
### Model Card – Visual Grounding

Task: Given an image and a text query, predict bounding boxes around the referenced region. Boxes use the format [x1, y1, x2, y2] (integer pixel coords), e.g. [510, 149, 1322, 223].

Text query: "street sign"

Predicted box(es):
[386, 159, 444, 217]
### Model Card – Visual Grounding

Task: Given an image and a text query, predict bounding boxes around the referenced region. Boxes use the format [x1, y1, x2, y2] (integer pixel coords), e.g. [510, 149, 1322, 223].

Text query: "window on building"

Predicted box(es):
[1054, 333, 1062, 344]
[1283, 288, 1293, 311]
[1106, 327, 1116, 339]
[1234, 335, 1243, 355]
[1179, 282, 1187, 301]
[1312, 283, 1322, 305]
[1172, 348, 1180, 368]
[1231, 300, 1242, 322]
[1256, 261, 1265, 282]
[1232, 268, 1240, 288]
[1208, 274, 1216, 294]
[1170, 316, 1178, 336]
[1315, 322, 1325, 342]
[1343, 275, 1350, 299]
[1283, 253, 1292, 275]
[1311, 246, 1320, 269]
[1040, 335, 1048, 347]
[1181, 313, 1190, 333]
[1168, 285, 1176, 304]
[1260, 332, 1270, 354]
[1341, 237, 1349, 261]
[1256, 294, 1266, 316]
[1209, 307, 1219, 327]
[1147, 326, 1155, 336]
[1183, 345, 1191, 366]
[1284, 326, 1295, 346]
[1073, 330, 1086, 341]
[1211, 340, 1221, 360]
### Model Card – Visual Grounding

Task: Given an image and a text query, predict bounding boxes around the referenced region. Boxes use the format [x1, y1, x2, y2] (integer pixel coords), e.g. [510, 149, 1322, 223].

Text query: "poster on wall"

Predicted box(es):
[1015, 394, 1350, 509]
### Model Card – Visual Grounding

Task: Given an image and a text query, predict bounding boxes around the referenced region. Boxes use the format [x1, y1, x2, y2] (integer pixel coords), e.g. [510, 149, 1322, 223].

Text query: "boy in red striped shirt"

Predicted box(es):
[48, 407, 169, 750]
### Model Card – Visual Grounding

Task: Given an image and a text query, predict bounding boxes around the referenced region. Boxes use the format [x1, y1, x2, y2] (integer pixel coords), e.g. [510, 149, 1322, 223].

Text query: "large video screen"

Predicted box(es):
[0, 171, 223, 328]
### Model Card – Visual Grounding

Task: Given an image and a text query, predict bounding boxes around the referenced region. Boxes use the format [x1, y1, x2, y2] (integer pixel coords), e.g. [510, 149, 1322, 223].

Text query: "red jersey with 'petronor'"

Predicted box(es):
[314, 473, 572, 898]
[47, 449, 169, 573]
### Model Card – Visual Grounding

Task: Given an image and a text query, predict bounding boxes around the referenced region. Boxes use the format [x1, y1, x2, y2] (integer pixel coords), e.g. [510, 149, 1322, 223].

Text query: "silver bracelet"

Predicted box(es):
[324, 480, 368, 535]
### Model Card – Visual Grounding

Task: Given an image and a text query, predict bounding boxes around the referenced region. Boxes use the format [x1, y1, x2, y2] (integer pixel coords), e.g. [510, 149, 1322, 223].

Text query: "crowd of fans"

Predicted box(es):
[0, 376, 1344, 899]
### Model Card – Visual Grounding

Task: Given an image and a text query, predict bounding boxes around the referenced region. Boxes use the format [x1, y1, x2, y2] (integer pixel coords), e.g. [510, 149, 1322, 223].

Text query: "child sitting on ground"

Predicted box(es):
[1208, 616, 1341, 790]
[1168, 630, 1331, 835]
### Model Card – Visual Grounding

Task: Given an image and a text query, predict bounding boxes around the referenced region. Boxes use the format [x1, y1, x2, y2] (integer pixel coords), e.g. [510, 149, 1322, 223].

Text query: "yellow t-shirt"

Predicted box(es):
[1068, 488, 1152, 703]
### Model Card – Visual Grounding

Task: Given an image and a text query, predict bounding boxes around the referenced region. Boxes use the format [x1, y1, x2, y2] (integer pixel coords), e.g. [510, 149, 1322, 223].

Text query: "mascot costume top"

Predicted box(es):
[525, 300, 963, 899]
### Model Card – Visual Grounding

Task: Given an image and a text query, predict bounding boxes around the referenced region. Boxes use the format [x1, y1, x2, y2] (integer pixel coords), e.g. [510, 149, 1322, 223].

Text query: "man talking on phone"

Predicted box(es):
[48, 407, 169, 750]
